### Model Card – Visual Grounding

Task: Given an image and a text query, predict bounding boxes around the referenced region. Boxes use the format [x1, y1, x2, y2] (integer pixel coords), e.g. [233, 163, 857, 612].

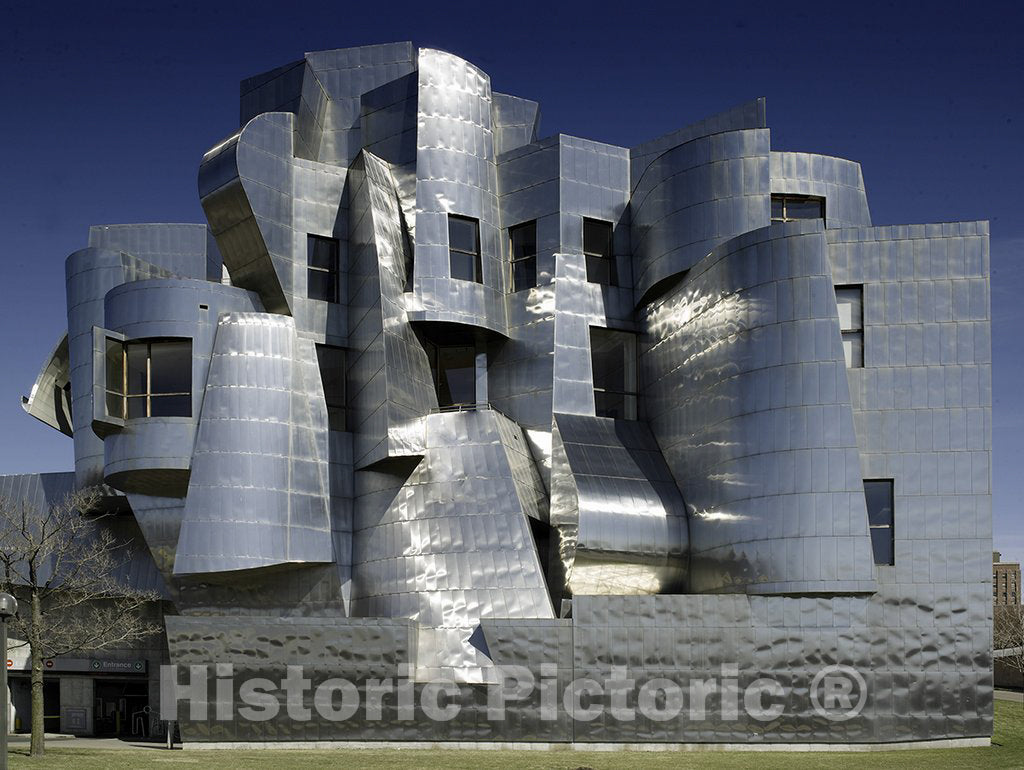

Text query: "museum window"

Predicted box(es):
[771, 194, 825, 223]
[509, 220, 537, 292]
[105, 338, 192, 419]
[316, 345, 346, 431]
[308, 234, 339, 302]
[424, 341, 478, 409]
[864, 479, 894, 566]
[448, 215, 482, 283]
[584, 218, 616, 286]
[836, 285, 863, 368]
[590, 327, 637, 420]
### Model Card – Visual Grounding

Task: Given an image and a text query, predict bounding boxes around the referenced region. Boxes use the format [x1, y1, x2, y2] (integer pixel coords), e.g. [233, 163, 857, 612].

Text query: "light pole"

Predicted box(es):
[0, 593, 17, 770]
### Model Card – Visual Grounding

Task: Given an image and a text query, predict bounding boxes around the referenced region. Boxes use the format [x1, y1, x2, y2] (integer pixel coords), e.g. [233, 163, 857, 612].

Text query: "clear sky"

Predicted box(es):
[2, 1, 1021, 560]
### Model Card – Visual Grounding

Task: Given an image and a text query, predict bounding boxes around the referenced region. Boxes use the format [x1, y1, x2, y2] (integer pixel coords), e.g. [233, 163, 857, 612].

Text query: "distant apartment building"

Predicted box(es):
[994, 552, 1021, 605]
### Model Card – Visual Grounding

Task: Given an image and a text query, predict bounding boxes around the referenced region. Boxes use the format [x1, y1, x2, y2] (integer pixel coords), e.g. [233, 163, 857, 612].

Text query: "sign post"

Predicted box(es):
[0, 593, 18, 770]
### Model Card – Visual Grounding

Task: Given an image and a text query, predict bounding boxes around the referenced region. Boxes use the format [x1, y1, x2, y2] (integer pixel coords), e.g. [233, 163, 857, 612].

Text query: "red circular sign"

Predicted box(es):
[5, 660, 10, 668]
[45, 660, 53, 668]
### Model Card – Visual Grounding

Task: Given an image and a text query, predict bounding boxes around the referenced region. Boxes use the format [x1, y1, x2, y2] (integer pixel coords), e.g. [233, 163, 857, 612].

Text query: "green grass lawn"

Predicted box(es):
[10, 700, 1024, 769]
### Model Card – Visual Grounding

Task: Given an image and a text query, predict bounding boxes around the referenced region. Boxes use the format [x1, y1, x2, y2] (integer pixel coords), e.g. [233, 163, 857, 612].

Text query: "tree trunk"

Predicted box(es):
[29, 589, 44, 757]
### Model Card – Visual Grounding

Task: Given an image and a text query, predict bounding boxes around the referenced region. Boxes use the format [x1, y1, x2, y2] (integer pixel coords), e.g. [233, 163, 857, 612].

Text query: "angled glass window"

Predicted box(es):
[316, 345, 346, 431]
[106, 339, 192, 419]
[308, 234, 339, 302]
[836, 285, 864, 368]
[584, 218, 616, 286]
[509, 220, 537, 292]
[448, 215, 482, 283]
[590, 327, 637, 419]
[864, 479, 894, 565]
[771, 194, 825, 223]
[424, 341, 477, 408]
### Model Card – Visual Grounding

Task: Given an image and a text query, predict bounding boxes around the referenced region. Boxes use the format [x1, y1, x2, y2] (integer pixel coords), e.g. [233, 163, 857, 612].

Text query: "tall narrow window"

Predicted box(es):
[448, 215, 482, 283]
[106, 339, 191, 418]
[316, 345, 346, 431]
[308, 234, 339, 302]
[836, 285, 864, 368]
[864, 479, 894, 566]
[509, 220, 537, 292]
[590, 327, 637, 420]
[771, 194, 825, 223]
[584, 218, 616, 286]
[424, 341, 478, 409]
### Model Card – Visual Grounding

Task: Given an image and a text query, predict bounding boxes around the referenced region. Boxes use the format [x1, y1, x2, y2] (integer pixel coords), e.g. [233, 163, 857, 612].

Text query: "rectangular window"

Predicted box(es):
[308, 234, 339, 302]
[316, 345, 346, 431]
[836, 285, 863, 368]
[590, 327, 637, 420]
[771, 194, 825, 223]
[584, 218, 616, 286]
[864, 479, 894, 566]
[448, 215, 482, 283]
[509, 220, 537, 292]
[106, 339, 192, 419]
[424, 341, 478, 409]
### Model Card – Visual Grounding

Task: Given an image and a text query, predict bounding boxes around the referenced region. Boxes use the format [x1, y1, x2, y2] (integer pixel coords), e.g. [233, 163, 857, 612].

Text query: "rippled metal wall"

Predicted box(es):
[9, 42, 993, 745]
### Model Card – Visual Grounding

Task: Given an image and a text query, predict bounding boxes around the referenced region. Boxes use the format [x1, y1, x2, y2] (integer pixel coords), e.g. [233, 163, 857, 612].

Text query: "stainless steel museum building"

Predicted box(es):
[8, 43, 992, 746]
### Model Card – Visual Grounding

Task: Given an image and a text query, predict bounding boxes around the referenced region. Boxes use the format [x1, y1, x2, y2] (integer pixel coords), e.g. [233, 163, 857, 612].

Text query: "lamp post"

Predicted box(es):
[0, 593, 16, 770]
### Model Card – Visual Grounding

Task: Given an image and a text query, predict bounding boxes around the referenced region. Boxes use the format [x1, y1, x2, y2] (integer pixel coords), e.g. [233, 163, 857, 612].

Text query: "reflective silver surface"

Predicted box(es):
[4, 42, 992, 745]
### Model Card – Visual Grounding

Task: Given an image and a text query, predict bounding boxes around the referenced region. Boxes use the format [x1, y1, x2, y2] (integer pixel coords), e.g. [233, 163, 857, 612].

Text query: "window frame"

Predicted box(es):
[307, 234, 340, 303]
[771, 194, 826, 223]
[583, 218, 617, 287]
[448, 214, 483, 283]
[589, 326, 638, 420]
[864, 478, 894, 566]
[835, 284, 864, 368]
[106, 338, 192, 419]
[509, 220, 537, 293]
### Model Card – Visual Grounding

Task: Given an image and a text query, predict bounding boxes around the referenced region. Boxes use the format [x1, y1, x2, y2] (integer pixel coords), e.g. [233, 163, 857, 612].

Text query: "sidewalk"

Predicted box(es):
[995, 689, 1023, 703]
[8, 734, 175, 750]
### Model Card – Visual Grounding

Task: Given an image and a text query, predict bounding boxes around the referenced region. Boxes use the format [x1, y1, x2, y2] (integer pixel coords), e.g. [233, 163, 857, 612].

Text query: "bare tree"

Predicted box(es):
[0, 487, 161, 756]
[994, 603, 1024, 701]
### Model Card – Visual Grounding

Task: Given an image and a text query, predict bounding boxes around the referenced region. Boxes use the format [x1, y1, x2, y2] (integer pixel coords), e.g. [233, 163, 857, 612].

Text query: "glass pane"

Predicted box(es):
[870, 527, 894, 565]
[308, 235, 338, 270]
[105, 391, 124, 419]
[150, 394, 191, 417]
[150, 340, 191, 394]
[513, 256, 536, 292]
[308, 269, 337, 302]
[125, 344, 148, 395]
[437, 346, 476, 407]
[583, 219, 612, 258]
[771, 196, 785, 220]
[450, 250, 478, 282]
[105, 339, 123, 394]
[864, 480, 893, 526]
[448, 216, 479, 254]
[126, 395, 147, 419]
[595, 390, 624, 419]
[835, 287, 863, 330]
[510, 222, 536, 260]
[317, 346, 345, 409]
[586, 254, 617, 286]
[842, 332, 863, 368]
[590, 329, 636, 396]
[786, 198, 824, 220]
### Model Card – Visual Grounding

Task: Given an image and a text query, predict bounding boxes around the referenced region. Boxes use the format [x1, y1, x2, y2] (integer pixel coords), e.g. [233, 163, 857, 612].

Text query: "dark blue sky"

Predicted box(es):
[2, 1, 1022, 558]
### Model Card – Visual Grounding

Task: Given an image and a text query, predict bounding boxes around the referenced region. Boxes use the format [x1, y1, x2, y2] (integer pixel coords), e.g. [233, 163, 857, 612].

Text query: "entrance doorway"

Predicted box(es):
[93, 680, 149, 737]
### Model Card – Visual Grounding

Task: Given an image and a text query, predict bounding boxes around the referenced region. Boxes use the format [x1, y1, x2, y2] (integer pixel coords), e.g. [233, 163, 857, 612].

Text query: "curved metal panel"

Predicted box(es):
[630, 128, 771, 305]
[101, 279, 261, 497]
[174, 312, 332, 576]
[771, 151, 872, 227]
[640, 223, 876, 594]
[22, 333, 73, 436]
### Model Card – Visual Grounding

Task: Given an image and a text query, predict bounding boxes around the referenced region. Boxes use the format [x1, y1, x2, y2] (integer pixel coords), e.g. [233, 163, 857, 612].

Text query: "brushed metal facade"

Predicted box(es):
[7, 42, 992, 745]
